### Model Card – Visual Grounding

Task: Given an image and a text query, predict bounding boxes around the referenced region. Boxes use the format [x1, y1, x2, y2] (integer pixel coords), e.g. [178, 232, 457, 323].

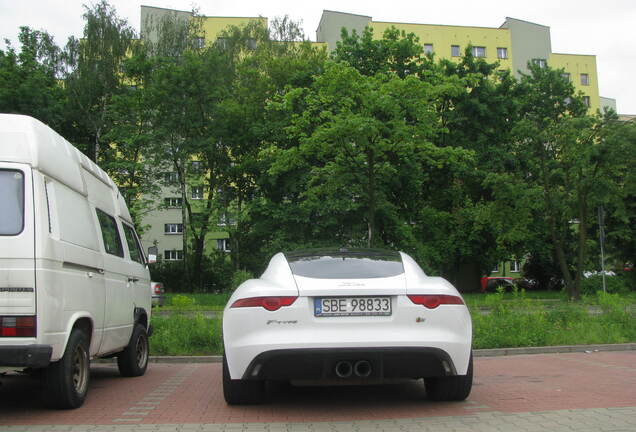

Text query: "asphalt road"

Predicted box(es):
[0, 351, 635, 431]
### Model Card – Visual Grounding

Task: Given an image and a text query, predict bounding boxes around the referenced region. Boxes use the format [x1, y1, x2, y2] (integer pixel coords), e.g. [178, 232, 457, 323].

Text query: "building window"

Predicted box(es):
[492, 263, 499, 273]
[217, 238, 230, 252]
[451, 45, 460, 57]
[165, 197, 183, 208]
[191, 186, 203, 199]
[423, 43, 433, 54]
[510, 260, 520, 273]
[472, 46, 486, 58]
[164, 249, 183, 260]
[533, 58, 547, 68]
[193, 37, 205, 49]
[216, 37, 229, 50]
[164, 223, 183, 234]
[581, 73, 589, 86]
[583, 96, 591, 107]
[561, 72, 571, 81]
[246, 38, 257, 50]
[164, 171, 179, 184]
[190, 161, 201, 172]
[496, 47, 508, 59]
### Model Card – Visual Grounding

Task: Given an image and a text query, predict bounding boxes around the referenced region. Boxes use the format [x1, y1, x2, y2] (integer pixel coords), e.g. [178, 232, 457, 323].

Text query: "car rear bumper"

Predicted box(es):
[0, 344, 52, 368]
[241, 347, 458, 381]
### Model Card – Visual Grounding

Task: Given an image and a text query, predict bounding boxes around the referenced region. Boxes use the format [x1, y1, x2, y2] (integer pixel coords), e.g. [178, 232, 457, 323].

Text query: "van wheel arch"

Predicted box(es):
[134, 307, 148, 330]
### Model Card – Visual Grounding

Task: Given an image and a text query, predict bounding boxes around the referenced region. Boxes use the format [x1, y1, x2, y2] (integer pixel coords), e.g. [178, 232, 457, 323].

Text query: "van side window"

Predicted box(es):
[0, 169, 24, 235]
[122, 223, 144, 264]
[96, 209, 124, 257]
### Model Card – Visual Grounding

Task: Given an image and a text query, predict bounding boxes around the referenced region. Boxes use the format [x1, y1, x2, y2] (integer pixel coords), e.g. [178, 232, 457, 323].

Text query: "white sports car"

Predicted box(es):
[222, 248, 472, 404]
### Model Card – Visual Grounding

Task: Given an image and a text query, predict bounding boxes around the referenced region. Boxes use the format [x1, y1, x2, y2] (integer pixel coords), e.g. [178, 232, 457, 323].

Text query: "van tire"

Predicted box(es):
[117, 323, 149, 377]
[44, 329, 90, 409]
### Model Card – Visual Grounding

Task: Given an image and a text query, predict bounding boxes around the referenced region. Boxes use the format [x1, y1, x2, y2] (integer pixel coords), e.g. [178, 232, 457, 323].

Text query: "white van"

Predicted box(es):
[0, 114, 152, 409]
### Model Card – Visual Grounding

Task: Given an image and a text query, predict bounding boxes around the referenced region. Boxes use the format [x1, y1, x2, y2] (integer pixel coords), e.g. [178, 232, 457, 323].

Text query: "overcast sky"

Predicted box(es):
[1, 0, 635, 113]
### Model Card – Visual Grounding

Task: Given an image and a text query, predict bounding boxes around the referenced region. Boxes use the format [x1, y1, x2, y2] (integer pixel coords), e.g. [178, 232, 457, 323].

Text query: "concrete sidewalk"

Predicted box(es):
[1, 407, 635, 431]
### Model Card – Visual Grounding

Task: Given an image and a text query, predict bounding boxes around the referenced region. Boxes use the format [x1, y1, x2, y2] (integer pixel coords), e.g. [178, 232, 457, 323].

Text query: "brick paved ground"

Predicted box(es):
[0, 351, 634, 431]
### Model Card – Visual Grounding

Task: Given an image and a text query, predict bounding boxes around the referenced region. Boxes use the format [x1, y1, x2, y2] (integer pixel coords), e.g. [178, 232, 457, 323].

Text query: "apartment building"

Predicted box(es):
[316, 11, 615, 113]
[138, 6, 263, 260]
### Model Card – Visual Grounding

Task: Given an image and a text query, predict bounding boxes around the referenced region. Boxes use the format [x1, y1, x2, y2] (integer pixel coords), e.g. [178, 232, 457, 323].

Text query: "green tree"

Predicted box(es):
[513, 63, 623, 299]
[0, 27, 67, 129]
[64, 0, 135, 162]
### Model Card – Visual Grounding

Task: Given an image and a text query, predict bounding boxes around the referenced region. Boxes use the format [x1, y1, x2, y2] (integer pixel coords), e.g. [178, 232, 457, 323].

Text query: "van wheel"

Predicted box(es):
[44, 329, 90, 409]
[223, 353, 265, 405]
[117, 323, 149, 377]
[425, 353, 473, 401]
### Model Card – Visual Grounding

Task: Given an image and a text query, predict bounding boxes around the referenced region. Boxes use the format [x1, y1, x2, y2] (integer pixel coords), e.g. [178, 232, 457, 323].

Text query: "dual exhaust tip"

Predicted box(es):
[335, 360, 372, 378]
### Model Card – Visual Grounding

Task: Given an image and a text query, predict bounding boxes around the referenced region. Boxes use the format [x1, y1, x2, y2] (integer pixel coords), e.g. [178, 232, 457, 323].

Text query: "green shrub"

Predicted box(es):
[170, 294, 196, 309]
[580, 274, 629, 295]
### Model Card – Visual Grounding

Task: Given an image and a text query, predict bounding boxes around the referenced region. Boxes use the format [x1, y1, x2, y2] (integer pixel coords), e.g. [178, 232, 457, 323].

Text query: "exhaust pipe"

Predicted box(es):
[353, 360, 372, 378]
[335, 361, 353, 378]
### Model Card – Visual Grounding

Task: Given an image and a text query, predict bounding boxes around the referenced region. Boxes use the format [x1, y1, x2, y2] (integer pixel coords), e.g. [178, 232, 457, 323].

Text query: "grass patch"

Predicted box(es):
[150, 312, 223, 355]
[472, 290, 636, 349]
[158, 293, 232, 311]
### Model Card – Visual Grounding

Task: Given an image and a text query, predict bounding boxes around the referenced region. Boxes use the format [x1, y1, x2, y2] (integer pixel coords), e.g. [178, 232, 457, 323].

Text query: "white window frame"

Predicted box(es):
[496, 47, 508, 59]
[164, 223, 183, 234]
[217, 238, 231, 252]
[561, 72, 571, 81]
[191, 186, 203, 200]
[580, 73, 589, 86]
[164, 171, 179, 183]
[423, 43, 433, 55]
[451, 45, 460, 57]
[583, 96, 591, 107]
[164, 249, 183, 260]
[533, 58, 547, 68]
[472, 46, 486, 58]
[165, 197, 183, 208]
[510, 260, 520, 273]
[492, 263, 499, 273]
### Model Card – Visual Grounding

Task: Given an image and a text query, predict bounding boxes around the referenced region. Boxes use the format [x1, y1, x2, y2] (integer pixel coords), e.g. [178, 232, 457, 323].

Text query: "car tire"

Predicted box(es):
[425, 352, 473, 401]
[43, 329, 90, 409]
[222, 353, 265, 405]
[117, 323, 149, 377]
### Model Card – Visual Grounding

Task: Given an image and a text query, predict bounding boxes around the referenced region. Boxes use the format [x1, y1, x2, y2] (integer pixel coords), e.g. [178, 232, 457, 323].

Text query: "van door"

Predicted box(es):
[0, 164, 36, 321]
[95, 209, 133, 354]
[121, 223, 151, 316]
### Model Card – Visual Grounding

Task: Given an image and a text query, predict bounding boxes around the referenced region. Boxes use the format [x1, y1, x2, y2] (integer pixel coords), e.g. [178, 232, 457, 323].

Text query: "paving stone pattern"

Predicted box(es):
[0, 351, 635, 431]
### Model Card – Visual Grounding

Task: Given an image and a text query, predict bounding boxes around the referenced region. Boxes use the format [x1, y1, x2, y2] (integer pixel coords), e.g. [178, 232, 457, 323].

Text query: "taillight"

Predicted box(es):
[0, 316, 36, 337]
[408, 295, 464, 309]
[231, 296, 297, 311]
[153, 284, 163, 294]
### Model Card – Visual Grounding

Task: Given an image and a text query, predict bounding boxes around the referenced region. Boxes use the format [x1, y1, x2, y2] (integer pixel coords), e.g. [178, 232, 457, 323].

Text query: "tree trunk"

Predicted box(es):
[366, 149, 376, 248]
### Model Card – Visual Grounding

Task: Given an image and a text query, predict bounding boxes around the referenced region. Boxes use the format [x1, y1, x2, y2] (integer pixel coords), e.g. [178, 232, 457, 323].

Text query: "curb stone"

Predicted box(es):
[93, 343, 636, 364]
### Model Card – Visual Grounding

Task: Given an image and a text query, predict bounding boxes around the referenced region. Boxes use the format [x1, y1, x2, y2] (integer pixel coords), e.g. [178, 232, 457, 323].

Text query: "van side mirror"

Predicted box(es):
[147, 246, 158, 264]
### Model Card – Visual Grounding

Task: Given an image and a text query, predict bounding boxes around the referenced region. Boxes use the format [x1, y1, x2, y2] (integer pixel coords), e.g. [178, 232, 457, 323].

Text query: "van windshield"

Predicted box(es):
[0, 169, 25, 235]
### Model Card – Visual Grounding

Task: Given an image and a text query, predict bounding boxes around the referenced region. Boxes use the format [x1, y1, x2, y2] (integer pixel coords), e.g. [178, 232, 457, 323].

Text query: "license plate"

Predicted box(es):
[314, 297, 392, 317]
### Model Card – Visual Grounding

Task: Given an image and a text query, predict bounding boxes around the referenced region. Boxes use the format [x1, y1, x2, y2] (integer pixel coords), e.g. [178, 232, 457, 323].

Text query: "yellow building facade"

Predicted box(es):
[370, 22, 514, 71]
[317, 11, 614, 113]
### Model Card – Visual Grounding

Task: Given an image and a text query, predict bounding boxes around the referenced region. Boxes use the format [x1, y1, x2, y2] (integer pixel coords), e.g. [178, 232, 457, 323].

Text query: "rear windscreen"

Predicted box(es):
[0, 170, 25, 235]
[287, 251, 404, 279]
